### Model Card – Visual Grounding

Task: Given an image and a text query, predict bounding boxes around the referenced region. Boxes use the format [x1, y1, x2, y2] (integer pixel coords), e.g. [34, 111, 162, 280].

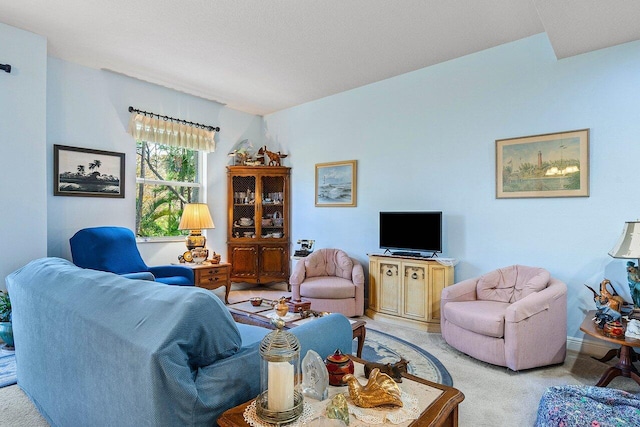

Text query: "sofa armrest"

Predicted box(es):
[148, 265, 194, 282]
[351, 259, 365, 316]
[506, 279, 568, 323]
[290, 313, 353, 358]
[441, 278, 478, 303]
[122, 272, 156, 281]
[289, 259, 307, 300]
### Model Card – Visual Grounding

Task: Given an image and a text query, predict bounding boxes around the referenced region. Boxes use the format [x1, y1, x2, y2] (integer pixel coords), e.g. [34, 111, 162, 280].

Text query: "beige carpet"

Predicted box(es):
[1, 284, 637, 427]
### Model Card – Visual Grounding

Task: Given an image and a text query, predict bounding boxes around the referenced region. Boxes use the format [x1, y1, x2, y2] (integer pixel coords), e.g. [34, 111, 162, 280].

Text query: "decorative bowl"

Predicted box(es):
[250, 297, 263, 307]
[239, 217, 253, 226]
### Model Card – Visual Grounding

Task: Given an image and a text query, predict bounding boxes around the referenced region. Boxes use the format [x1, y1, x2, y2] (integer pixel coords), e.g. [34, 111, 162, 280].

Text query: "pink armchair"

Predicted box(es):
[440, 265, 567, 371]
[289, 249, 365, 317]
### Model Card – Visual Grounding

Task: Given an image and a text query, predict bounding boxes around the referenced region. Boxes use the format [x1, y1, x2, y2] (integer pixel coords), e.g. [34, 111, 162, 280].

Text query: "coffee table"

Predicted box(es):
[228, 299, 366, 358]
[580, 310, 640, 387]
[217, 356, 464, 427]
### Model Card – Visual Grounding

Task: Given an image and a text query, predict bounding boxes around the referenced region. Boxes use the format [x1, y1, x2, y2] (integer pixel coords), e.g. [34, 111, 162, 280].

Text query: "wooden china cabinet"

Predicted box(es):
[227, 166, 290, 284]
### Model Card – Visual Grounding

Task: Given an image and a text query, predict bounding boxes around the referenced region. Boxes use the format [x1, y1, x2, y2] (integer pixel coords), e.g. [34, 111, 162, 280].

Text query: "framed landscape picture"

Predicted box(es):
[54, 145, 125, 198]
[315, 160, 357, 207]
[496, 129, 589, 199]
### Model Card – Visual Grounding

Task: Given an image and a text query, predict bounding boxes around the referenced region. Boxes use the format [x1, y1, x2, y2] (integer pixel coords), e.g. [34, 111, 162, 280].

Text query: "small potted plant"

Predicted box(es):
[0, 290, 13, 350]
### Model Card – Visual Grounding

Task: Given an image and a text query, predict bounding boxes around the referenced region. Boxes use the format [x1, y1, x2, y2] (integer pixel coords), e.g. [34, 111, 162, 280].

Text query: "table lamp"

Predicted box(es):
[608, 220, 640, 309]
[178, 203, 215, 250]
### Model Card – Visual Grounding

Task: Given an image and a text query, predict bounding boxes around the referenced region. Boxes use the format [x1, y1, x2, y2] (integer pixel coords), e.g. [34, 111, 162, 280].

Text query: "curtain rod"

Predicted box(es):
[128, 106, 220, 132]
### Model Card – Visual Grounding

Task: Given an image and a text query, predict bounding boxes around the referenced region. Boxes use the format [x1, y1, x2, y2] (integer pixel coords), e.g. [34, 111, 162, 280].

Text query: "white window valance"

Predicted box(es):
[127, 111, 217, 152]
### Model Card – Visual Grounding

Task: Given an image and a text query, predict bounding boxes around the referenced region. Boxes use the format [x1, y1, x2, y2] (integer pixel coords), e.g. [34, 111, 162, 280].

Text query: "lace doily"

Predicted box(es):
[348, 391, 419, 425]
[243, 400, 318, 427]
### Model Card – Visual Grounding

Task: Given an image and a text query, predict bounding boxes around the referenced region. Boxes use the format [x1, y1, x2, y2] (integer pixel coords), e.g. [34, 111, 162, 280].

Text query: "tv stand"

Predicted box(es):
[367, 254, 454, 332]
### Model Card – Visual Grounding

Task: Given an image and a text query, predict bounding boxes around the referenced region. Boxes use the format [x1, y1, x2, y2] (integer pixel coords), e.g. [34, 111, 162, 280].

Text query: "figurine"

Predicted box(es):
[584, 279, 625, 313]
[258, 146, 288, 166]
[326, 394, 350, 425]
[342, 368, 403, 408]
[364, 358, 409, 383]
[626, 261, 640, 309]
[301, 350, 329, 401]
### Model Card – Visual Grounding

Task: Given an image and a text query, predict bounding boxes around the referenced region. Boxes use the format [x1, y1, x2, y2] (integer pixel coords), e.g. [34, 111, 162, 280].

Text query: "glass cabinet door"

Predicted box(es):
[260, 175, 285, 240]
[231, 175, 256, 239]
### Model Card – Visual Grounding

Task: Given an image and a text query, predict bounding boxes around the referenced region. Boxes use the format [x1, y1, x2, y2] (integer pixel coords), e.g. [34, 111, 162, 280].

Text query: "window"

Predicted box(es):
[135, 141, 203, 238]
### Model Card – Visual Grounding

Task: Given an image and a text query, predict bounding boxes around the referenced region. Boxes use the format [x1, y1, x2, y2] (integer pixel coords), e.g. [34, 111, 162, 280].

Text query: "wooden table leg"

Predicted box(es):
[352, 325, 366, 358]
[224, 281, 231, 304]
[595, 345, 640, 387]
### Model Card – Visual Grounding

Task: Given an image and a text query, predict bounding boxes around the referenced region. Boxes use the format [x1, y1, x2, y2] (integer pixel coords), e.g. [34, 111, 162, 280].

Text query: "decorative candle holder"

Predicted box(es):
[256, 318, 303, 424]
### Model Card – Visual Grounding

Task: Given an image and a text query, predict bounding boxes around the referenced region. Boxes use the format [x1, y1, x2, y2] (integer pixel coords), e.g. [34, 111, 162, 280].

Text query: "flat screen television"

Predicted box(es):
[379, 211, 442, 257]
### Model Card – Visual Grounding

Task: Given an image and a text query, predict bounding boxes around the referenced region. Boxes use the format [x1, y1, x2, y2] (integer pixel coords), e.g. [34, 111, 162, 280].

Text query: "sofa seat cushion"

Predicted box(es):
[443, 300, 510, 338]
[299, 276, 356, 299]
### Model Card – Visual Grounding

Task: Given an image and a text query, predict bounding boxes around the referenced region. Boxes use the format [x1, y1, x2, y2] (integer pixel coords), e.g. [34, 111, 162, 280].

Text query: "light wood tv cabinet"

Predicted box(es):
[367, 254, 454, 332]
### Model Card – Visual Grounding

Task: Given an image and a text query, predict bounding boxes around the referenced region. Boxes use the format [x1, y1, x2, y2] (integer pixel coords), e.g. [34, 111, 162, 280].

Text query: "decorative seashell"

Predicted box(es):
[342, 368, 403, 408]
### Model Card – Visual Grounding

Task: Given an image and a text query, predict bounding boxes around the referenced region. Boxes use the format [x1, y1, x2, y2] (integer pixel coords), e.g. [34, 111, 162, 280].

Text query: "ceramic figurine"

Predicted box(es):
[301, 350, 329, 400]
[364, 358, 409, 383]
[342, 368, 403, 408]
[626, 261, 640, 309]
[326, 394, 350, 425]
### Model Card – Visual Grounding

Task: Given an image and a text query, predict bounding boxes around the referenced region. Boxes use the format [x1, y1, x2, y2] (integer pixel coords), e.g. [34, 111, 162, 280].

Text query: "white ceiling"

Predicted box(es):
[1, 1, 640, 116]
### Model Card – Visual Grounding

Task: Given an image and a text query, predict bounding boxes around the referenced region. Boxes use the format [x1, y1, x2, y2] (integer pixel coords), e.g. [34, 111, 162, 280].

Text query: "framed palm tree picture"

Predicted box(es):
[496, 129, 589, 199]
[54, 145, 125, 198]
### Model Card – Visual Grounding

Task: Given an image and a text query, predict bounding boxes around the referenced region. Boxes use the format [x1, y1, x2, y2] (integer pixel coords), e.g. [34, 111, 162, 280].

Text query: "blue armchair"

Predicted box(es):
[70, 226, 194, 286]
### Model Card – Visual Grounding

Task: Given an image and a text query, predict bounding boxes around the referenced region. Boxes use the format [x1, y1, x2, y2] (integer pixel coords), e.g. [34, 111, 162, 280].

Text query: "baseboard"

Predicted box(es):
[567, 335, 617, 357]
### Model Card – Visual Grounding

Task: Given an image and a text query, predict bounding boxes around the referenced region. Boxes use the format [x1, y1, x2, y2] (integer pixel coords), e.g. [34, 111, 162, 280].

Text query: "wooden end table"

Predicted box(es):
[182, 262, 232, 304]
[580, 310, 640, 387]
[217, 356, 464, 427]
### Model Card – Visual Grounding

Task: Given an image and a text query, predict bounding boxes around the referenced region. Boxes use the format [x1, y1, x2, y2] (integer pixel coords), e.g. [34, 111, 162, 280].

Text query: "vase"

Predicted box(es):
[0, 322, 14, 349]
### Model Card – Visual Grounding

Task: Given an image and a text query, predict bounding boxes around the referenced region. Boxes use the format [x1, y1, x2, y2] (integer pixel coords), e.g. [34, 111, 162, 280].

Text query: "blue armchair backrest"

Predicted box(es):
[70, 227, 149, 275]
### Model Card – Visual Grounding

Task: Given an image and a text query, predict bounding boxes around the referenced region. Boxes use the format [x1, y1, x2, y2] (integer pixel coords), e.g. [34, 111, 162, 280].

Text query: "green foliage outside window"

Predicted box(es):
[136, 141, 201, 237]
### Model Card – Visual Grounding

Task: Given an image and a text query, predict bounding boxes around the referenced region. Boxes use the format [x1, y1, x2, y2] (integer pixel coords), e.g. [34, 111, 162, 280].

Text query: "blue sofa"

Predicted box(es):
[6, 258, 353, 427]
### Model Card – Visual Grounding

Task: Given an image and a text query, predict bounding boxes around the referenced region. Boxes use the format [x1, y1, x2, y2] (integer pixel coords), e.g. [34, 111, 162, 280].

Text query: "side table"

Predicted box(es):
[580, 310, 640, 387]
[183, 262, 232, 304]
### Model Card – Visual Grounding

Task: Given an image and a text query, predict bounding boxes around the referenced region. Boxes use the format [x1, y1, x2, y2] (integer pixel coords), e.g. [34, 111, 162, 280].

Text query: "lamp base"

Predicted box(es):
[186, 230, 206, 250]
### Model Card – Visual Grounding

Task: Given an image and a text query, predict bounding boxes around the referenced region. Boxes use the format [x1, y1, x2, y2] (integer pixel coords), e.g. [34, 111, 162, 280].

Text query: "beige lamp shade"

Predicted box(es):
[179, 203, 215, 230]
[179, 203, 214, 250]
[608, 221, 640, 259]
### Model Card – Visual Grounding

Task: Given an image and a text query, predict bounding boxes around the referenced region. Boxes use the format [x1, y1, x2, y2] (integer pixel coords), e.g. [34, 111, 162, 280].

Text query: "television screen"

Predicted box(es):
[379, 211, 442, 255]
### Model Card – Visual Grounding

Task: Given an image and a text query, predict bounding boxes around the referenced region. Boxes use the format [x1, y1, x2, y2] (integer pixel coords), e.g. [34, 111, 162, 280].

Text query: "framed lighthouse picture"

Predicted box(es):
[496, 129, 589, 199]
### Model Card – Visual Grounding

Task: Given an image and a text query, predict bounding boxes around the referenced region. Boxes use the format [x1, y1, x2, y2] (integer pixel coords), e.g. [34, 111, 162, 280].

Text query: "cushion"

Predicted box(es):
[304, 249, 353, 280]
[443, 300, 510, 338]
[477, 265, 549, 303]
[299, 276, 356, 299]
[535, 385, 640, 427]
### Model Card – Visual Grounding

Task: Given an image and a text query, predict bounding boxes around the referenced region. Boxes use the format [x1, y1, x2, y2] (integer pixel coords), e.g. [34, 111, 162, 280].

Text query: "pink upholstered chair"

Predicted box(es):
[440, 265, 567, 371]
[289, 249, 365, 317]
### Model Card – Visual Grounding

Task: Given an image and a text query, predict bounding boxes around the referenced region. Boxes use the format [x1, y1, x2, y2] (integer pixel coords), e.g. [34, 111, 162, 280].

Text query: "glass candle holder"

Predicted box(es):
[256, 320, 303, 424]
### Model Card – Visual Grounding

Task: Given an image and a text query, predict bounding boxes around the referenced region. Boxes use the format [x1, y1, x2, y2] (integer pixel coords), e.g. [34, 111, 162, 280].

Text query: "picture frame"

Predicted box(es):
[496, 129, 589, 199]
[315, 160, 357, 207]
[54, 144, 125, 198]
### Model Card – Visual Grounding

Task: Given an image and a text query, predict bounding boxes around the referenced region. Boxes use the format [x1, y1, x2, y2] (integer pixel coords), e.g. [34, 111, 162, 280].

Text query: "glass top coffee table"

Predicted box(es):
[227, 299, 366, 358]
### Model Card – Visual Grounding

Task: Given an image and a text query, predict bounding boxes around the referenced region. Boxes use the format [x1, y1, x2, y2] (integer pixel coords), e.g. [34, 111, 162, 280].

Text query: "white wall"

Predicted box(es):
[46, 57, 262, 265]
[263, 34, 640, 339]
[0, 23, 47, 290]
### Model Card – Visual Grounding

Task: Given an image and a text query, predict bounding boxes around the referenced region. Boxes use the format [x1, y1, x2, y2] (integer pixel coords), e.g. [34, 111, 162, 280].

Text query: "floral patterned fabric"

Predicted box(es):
[535, 385, 640, 427]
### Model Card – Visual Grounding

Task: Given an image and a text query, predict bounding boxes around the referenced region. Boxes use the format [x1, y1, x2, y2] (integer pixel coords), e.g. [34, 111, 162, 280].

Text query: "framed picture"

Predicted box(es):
[315, 160, 357, 207]
[496, 129, 589, 199]
[54, 145, 125, 198]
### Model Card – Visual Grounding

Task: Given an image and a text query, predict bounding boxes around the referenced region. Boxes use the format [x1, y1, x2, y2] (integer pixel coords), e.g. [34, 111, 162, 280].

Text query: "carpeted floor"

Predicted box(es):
[1, 285, 639, 427]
